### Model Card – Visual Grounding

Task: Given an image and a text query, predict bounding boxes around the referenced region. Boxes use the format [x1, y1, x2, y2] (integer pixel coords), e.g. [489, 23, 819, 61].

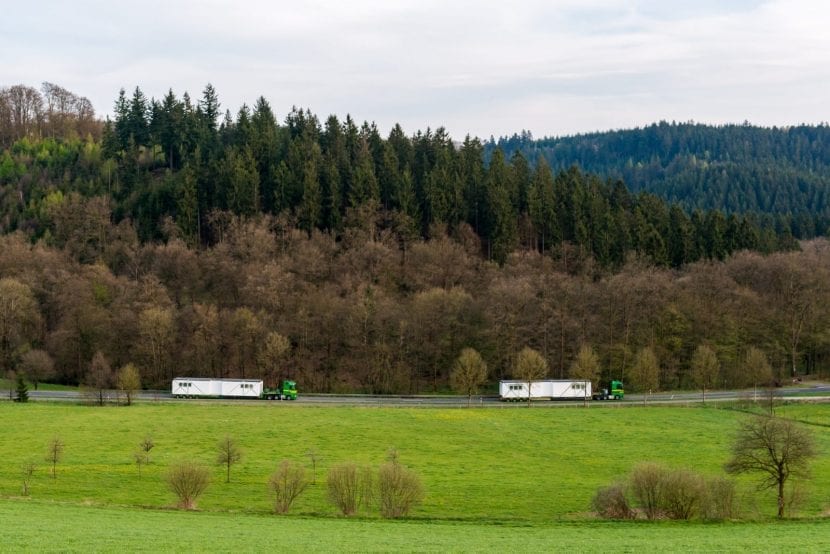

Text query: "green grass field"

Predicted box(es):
[2, 499, 829, 552]
[0, 401, 828, 550]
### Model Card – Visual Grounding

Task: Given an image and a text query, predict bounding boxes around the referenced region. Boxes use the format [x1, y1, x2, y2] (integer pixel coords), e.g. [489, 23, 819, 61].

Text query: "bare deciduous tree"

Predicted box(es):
[725, 416, 816, 518]
[259, 331, 290, 385]
[134, 435, 155, 479]
[167, 461, 210, 509]
[85, 350, 114, 406]
[269, 460, 308, 514]
[0, 278, 41, 379]
[216, 435, 242, 483]
[450, 347, 488, 407]
[19, 349, 55, 391]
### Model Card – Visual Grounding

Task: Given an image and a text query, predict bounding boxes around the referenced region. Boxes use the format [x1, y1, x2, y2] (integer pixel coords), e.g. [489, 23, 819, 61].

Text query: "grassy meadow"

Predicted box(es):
[2, 500, 830, 552]
[0, 400, 829, 550]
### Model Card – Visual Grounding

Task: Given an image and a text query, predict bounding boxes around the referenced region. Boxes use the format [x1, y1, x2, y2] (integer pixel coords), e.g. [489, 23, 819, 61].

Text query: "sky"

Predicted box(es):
[2, 0, 829, 140]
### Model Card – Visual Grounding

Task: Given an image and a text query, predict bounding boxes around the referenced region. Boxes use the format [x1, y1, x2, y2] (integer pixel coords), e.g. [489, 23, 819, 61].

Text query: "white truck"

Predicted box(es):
[172, 378, 263, 399]
[499, 379, 592, 401]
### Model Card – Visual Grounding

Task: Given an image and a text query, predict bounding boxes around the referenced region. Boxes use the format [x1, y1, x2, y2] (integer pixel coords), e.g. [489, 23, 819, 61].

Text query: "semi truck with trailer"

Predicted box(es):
[172, 378, 298, 400]
[499, 379, 624, 401]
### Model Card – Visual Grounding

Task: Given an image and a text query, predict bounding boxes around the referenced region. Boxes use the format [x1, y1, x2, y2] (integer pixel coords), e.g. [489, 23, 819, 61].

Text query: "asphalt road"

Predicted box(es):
[14, 382, 830, 407]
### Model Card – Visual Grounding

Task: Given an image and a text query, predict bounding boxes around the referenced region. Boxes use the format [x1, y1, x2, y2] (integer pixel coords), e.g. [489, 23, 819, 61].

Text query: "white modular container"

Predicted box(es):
[172, 378, 263, 398]
[499, 379, 592, 401]
[218, 379, 262, 398]
[172, 377, 219, 397]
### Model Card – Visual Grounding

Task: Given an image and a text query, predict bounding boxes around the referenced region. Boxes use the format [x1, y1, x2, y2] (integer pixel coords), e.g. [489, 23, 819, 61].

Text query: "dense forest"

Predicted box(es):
[2, 82, 830, 393]
[492, 123, 830, 234]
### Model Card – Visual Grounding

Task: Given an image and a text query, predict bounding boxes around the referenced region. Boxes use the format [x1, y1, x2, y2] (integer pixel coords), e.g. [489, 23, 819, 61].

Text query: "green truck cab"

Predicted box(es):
[593, 380, 624, 400]
[263, 380, 298, 400]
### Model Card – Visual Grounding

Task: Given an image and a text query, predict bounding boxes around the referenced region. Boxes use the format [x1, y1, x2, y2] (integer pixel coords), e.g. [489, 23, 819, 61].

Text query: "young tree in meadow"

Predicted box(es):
[515, 347, 548, 406]
[21, 460, 36, 496]
[19, 349, 55, 391]
[133, 436, 155, 479]
[726, 416, 816, 518]
[46, 436, 64, 479]
[116, 363, 142, 406]
[450, 347, 488, 407]
[630, 347, 660, 404]
[690, 344, 720, 403]
[216, 435, 243, 483]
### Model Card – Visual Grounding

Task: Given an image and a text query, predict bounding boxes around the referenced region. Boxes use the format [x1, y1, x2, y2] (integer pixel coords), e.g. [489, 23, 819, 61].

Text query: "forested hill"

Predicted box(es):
[0, 84, 811, 271]
[490, 123, 830, 230]
[4, 83, 830, 392]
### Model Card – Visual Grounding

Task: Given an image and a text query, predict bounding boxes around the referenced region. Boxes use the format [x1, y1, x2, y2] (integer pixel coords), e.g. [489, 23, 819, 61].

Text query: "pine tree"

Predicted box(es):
[483, 149, 518, 264]
[15, 373, 28, 403]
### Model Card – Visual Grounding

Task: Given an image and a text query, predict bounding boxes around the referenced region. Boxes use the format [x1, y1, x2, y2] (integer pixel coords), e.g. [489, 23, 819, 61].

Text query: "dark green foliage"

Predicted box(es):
[15, 373, 28, 402]
[490, 122, 830, 227]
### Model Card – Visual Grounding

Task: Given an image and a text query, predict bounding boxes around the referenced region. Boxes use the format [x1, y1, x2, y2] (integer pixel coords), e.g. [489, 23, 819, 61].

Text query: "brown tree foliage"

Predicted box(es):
[3, 203, 830, 394]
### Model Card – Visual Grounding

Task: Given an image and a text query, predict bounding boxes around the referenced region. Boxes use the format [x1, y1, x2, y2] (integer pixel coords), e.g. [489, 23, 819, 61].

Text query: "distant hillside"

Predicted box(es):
[489, 122, 830, 234]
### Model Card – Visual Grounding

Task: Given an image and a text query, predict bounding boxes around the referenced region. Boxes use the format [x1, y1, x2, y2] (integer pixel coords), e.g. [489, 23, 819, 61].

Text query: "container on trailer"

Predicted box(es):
[172, 377, 220, 397]
[499, 379, 592, 400]
[218, 379, 262, 398]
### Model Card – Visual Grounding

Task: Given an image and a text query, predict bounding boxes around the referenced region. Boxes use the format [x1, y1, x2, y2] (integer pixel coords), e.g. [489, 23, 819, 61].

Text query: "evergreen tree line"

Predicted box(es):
[0, 84, 802, 268]
[491, 122, 830, 232]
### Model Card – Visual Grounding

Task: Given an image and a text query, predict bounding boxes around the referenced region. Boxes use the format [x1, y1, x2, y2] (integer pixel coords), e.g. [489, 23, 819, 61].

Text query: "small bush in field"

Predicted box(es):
[269, 460, 308, 514]
[592, 482, 634, 519]
[327, 462, 373, 516]
[167, 461, 210, 510]
[377, 460, 424, 518]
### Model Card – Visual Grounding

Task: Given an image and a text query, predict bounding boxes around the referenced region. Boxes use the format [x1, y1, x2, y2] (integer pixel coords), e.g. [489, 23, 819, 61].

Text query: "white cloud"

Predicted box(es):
[2, 0, 829, 137]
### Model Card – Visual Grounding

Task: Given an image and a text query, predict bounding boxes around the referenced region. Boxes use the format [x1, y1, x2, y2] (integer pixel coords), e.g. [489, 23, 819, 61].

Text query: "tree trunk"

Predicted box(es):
[778, 478, 785, 518]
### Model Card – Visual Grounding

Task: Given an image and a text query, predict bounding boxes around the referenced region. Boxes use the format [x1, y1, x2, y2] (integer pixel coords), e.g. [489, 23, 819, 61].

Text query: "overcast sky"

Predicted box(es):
[2, 0, 828, 139]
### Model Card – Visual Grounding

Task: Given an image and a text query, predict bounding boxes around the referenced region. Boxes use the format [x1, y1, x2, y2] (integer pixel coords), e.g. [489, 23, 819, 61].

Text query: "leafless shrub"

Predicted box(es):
[629, 462, 667, 520]
[269, 460, 308, 514]
[327, 462, 374, 516]
[592, 482, 634, 519]
[701, 476, 738, 521]
[660, 469, 705, 520]
[167, 461, 210, 509]
[377, 459, 424, 518]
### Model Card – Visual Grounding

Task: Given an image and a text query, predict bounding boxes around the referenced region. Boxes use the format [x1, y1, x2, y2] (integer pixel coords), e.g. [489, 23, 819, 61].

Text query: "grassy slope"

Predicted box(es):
[1, 402, 829, 521]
